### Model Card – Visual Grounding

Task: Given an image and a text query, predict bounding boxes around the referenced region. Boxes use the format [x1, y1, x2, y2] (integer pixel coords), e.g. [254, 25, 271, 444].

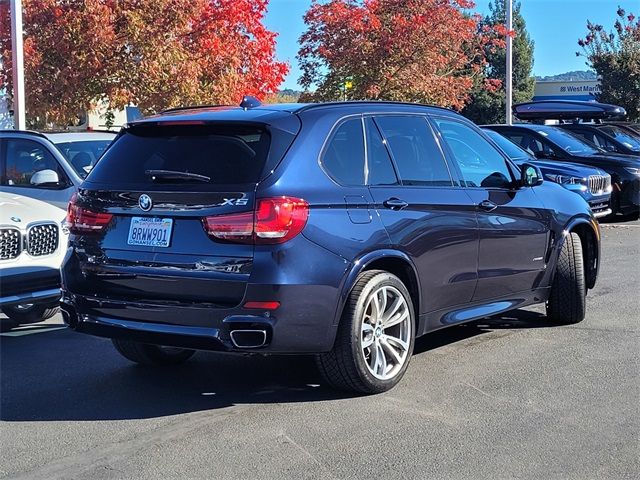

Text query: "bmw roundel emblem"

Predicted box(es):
[138, 194, 153, 212]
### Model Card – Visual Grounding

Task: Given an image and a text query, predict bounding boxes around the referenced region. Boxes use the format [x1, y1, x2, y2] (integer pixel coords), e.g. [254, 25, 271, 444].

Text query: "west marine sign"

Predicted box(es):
[534, 80, 601, 102]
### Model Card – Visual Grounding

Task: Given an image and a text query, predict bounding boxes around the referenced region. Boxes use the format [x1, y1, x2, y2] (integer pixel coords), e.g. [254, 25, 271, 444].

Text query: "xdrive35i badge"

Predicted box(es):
[138, 194, 153, 211]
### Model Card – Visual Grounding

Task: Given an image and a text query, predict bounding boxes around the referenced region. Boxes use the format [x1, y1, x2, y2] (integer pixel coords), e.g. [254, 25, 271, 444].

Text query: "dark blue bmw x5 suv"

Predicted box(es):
[61, 100, 600, 393]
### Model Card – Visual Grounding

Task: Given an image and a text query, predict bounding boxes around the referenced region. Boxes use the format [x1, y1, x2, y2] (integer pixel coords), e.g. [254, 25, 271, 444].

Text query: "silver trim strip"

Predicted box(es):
[0, 288, 61, 307]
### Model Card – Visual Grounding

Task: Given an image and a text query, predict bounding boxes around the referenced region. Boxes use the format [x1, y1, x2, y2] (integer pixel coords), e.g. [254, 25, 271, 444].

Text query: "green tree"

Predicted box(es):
[578, 7, 640, 121]
[463, 0, 535, 124]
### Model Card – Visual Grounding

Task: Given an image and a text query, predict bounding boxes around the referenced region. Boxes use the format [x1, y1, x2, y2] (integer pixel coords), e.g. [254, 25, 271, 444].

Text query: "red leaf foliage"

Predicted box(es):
[298, 0, 505, 109]
[0, 1, 288, 124]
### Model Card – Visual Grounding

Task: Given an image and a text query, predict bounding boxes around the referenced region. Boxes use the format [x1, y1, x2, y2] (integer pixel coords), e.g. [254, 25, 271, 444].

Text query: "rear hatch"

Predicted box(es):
[68, 120, 296, 307]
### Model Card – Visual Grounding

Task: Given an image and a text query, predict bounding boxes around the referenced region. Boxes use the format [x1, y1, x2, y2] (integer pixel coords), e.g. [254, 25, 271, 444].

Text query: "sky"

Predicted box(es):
[264, 0, 640, 90]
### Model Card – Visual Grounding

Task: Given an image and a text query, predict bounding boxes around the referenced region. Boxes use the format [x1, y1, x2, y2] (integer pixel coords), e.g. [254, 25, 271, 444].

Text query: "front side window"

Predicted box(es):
[321, 118, 366, 186]
[3, 139, 69, 188]
[435, 119, 513, 188]
[374, 116, 452, 187]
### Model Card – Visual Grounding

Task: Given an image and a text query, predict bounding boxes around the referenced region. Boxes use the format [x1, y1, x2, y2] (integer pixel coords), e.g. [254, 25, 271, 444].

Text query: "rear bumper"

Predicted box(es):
[0, 268, 61, 307]
[60, 289, 340, 353]
[61, 233, 350, 353]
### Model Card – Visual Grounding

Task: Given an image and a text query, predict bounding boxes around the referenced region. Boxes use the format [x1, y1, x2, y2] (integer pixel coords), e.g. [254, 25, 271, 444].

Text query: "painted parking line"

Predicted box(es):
[1, 326, 67, 337]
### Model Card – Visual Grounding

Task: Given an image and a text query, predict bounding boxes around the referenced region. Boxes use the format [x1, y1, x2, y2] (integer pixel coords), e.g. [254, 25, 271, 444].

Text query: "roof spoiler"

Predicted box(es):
[512, 100, 627, 121]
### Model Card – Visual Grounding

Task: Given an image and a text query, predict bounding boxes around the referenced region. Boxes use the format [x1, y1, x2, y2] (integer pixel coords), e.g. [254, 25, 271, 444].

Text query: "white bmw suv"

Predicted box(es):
[0, 192, 68, 328]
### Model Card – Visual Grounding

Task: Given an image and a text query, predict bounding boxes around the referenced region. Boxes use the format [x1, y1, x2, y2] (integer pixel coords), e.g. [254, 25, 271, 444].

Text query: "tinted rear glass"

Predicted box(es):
[322, 118, 366, 185]
[87, 124, 270, 186]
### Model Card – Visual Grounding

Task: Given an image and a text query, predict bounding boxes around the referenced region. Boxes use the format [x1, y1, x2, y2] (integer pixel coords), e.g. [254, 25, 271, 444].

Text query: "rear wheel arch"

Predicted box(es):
[337, 251, 421, 327]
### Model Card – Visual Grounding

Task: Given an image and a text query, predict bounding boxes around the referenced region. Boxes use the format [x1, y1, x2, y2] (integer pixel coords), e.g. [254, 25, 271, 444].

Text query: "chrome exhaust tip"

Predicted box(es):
[230, 329, 268, 349]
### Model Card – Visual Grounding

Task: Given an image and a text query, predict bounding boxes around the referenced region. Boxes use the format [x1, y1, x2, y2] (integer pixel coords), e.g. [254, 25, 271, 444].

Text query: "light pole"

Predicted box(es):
[505, 0, 513, 125]
[10, 0, 26, 129]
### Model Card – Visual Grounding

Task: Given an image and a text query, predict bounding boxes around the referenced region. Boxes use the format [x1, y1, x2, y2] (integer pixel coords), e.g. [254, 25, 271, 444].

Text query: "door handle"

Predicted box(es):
[383, 198, 409, 210]
[478, 200, 498, 212]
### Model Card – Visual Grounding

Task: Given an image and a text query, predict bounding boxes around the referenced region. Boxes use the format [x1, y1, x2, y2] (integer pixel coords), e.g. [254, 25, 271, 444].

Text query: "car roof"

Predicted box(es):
[43, 132, 117, 143]
[133, 101, 459, 126]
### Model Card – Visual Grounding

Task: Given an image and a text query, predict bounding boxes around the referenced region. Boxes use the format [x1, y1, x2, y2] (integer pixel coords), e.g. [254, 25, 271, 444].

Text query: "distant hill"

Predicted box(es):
[536, 70, 597, 82]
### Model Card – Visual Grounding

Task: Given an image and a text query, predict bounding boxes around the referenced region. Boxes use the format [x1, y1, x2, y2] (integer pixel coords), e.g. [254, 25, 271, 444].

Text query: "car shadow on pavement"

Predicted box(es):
[1, 308, 555, 422]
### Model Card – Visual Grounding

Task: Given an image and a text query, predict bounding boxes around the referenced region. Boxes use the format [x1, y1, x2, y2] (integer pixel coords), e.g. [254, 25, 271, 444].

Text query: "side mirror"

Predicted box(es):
[521, 163, 543, 187]
[30, 169, 60, 186]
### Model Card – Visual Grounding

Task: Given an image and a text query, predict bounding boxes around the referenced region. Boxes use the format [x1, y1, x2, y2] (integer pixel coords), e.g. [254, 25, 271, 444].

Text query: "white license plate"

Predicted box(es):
[127, 217, 173, 247]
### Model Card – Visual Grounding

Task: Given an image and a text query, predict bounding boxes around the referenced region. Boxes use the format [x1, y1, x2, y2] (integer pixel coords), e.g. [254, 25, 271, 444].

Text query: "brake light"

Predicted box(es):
[203, 196, 309, 244]
[66, 193, 113, 234]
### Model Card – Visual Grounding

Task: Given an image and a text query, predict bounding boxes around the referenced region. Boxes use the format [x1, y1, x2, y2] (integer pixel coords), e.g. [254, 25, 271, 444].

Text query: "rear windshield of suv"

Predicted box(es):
[87, 124, 270, 186]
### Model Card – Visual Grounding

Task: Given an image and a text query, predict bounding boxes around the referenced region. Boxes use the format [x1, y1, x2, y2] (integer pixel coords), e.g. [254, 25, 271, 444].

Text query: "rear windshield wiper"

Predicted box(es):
[145, 169, 211, 183]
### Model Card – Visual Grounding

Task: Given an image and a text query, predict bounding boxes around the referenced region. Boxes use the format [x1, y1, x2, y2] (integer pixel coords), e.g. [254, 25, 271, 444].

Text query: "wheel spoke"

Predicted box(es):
[384, 308, 409, 329]
[361, 323, 375, 349]
[380, 336, 403, 366]
[372, 342, 387, 376]
[381, 296, 403, 324]
[381, 333, 408, 354]
[377, 287, 388, 320]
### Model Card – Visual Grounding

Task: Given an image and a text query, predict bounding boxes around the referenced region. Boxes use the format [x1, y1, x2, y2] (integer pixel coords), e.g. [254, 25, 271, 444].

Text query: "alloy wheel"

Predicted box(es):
[360, 285, 411, 380]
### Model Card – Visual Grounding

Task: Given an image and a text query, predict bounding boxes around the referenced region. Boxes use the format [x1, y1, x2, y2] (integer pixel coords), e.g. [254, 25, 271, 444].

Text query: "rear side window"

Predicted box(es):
[321, 118, 366, 186]
[365, 118, 398, 186]
[87, 124, 270, 186]
[374, 116, 452, 187]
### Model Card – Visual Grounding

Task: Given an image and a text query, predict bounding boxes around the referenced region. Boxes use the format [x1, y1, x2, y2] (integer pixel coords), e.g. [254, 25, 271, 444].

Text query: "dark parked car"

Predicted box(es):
[560, 123, 640, 156]
[485, 124, 640, 217]
[509, 100, 640, 155]
[61, 100, 601, 393]
[482, 128, 612, 218]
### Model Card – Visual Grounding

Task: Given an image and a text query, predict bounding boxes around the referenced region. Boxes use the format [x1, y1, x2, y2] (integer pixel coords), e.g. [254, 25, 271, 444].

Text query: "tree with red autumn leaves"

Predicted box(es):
[0, 0, 288, 126]
[298, 0, 507, 109]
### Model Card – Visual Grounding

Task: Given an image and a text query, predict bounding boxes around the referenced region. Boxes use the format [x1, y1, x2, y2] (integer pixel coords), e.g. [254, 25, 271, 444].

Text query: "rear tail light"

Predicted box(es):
[203, 196, 309, 244]
[66, 193, 113, 234]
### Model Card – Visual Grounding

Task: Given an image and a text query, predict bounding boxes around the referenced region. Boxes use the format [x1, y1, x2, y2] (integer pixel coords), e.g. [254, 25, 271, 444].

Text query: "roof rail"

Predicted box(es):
[0, 129, 48, 139]
[294, 100, 455, 114]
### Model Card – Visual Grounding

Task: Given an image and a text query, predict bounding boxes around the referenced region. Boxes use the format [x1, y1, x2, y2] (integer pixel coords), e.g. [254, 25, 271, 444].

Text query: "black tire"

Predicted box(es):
[112, 339, 196, 366]
[316, 270, 416, 394]
[546, 232, 586, 324]
[2, 304, 59, 324]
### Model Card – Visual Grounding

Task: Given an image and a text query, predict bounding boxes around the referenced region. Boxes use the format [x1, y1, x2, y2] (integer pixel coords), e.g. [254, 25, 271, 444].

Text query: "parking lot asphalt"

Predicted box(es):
[1, 219, 639, 480]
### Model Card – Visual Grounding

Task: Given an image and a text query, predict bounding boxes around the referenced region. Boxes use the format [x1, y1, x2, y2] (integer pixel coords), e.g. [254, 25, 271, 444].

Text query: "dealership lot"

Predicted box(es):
[1, 220, 638, 480]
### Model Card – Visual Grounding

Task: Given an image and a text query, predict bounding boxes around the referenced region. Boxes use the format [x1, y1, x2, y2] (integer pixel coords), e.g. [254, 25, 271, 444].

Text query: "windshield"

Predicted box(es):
[598, 125, 640, 152]
[534, 126, 602, 156]
[483, 129, 532, 163]
[54, 140, 113, 178]
[87, 124, 271, 187]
